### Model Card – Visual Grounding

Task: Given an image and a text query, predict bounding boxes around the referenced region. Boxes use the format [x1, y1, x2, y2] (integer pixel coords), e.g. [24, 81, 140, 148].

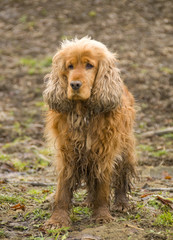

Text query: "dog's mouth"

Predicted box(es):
[69, 93, 90, 101]
[68, 88, 91, 101]
[70, 93, 82, 100]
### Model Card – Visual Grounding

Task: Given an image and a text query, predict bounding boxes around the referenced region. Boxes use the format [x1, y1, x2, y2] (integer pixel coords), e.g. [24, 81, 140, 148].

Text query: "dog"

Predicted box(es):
[43, 37, 137, 228]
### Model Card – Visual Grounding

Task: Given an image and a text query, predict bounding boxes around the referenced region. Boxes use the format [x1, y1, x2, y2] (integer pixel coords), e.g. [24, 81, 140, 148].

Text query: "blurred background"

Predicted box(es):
[0, 0, 172, 164]
[0, 0, 173, 239]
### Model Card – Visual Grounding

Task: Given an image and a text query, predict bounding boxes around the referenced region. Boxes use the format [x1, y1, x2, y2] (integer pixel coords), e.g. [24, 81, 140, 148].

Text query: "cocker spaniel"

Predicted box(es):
[43, 37, 137, 228]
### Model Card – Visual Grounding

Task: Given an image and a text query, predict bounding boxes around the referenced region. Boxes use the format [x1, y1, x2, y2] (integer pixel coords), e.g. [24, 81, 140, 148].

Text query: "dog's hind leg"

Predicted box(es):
[113, 142, 136, 211]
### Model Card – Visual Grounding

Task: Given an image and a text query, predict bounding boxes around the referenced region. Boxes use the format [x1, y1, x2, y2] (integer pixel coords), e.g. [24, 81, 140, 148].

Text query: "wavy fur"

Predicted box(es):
[44, 37, 137, 228]
[43, 37, 123, 114]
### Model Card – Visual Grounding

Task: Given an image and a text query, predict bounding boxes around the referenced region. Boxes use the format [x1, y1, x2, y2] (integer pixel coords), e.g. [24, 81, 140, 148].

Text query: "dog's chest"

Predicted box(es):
[67, 111, 92, 152]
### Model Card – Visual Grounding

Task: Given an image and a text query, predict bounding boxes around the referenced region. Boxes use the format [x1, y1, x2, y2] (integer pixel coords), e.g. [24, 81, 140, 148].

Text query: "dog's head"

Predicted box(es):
[44, 37, 123, 113]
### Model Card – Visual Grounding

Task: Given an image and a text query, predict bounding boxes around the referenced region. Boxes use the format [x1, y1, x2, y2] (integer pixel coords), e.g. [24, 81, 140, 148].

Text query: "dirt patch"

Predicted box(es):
[0, 0, 173, 239]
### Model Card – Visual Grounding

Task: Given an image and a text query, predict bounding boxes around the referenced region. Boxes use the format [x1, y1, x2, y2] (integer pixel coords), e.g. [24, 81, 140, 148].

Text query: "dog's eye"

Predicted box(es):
[68, 64, 74, 70]
[86, 63, 94, 69]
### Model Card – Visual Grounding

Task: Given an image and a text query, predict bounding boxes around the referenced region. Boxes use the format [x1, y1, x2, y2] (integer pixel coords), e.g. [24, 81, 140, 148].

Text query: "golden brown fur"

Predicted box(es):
[43, 37, 137, 228]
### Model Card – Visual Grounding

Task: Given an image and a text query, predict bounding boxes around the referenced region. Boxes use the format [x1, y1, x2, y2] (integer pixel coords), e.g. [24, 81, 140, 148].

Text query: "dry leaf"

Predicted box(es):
[157, 196, 173, 209]
[10, 203, 25, 211]
[162, 171, 172, 180]
[141, 193, 152, 198]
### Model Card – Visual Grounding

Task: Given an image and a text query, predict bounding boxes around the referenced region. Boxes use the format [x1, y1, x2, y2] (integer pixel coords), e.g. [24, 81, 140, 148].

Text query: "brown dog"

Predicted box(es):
[43, 37, 136, 228]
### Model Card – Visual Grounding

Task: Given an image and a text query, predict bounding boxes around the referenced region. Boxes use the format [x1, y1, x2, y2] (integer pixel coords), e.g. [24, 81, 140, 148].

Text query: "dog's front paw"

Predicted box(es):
[114, 194, 130, 212]
[92, 207, 114, 223]
[44, 210, 70, 229]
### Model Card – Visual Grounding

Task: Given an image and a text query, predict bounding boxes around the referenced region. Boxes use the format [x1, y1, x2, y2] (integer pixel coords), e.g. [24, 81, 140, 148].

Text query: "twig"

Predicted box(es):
[146, 187, 173, 192]
[5, 180, 55, 187]
[141, 127, 173, 138]
[125, 224, 144, 231]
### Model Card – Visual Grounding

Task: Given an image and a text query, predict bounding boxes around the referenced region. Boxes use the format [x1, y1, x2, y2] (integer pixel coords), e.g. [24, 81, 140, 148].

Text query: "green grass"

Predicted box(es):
[147, 198, 171, 212]
[20, 55, 51, 69]
[0, 194, 25, 204]
[61, 35, 72, 41]
[0, 154, 11, 162]
[88, 11, 97, 17]
[138, 122, 147, 129]
[0, 229, 5, 238]
[136, 202, 145, 209]
[31, 147, 50, 168]
[70, 206, 91, 221]
[160, 67, 173, 74]
[151, 149, 167, 157]
[1, 141, 51, 172]
[131, 63, 139, 68]
[19, 15, 37, 30]
[20, 58, 37, 67]
[39, 57, 52, 68]
[35, 101, 45, 107]
[41, 8, 47, 16]
[47, 227, 69, 240]
[0, 75, 5, 81]
[27, 21, 36, 29]
[148, 199, 162, 209]
[154, 211, 173, 226]
[13, 121, 22, 135]
[13, 158, 28, 171]
[24, 208, 50, 221]
[38, 148, 51, 156]
[2, 136, 31, 147]
[35, 157, 50, 168]
[137, 144, 168, 158]
[27, 236, 45, 240]
[72, 206, 91, 215]
[137, 144, 154, 152]
[13, 225, 28, 230]
[27, 188, 51, 203]
[19, 56, 52, 75]
[27, 189, 42, 195]
[74, 189, 87, 202]
[163, 133, 173, 139]
[19, 15, 28, 23]
[140, 69, 148, 74]
[33, 209, 50, 220]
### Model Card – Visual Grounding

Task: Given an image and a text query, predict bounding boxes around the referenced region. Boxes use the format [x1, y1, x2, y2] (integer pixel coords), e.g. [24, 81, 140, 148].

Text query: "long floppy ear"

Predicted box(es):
[88, 53, 123, 114]
[43, 52, 73, 112]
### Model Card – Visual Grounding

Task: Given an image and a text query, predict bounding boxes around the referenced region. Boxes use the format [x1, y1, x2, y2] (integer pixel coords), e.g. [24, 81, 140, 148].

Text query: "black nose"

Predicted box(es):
[70, 81, 82, 90]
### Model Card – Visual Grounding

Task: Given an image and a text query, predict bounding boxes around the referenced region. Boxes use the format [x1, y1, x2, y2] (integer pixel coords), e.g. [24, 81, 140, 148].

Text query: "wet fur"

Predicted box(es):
[43, 37, 137, 227]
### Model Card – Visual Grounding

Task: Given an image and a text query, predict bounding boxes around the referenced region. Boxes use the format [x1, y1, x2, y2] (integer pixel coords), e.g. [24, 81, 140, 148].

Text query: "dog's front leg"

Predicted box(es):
[45, 171, 72, 228]
[92, 178, 114, 223]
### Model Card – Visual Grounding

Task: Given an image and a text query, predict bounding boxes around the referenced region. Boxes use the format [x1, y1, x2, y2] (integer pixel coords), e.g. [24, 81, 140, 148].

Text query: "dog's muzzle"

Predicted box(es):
[70, 81, 82, 90]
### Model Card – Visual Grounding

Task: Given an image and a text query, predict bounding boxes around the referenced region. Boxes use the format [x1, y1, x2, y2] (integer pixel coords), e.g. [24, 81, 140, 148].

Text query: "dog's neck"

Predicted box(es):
[49, 96, 119, 116]
[68, 101, 90, 130]
[72, 101, 87, 115]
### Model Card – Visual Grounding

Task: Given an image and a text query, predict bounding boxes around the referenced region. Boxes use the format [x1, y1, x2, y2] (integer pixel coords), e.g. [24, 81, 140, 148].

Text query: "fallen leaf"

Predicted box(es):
[156, 196, 173, 209]
[141, 193, 152, 198]
[162, 171, 172, 180]
[165, 175, 172, 180]
[42, 189, 50, 193]
[10, 203, 25, 211]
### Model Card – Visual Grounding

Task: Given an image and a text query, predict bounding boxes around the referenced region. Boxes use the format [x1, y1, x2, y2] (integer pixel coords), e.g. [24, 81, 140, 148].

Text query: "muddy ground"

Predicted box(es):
[0, 0, 173, 239]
